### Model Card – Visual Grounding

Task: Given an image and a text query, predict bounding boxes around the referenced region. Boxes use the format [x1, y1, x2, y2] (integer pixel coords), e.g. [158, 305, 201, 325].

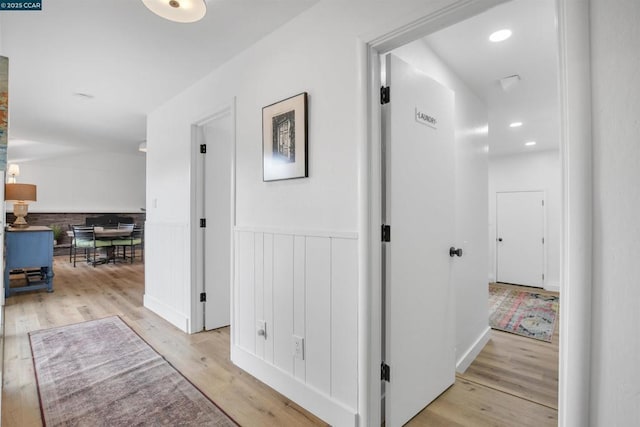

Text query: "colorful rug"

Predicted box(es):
[489, 284, 559, 342]
[29, 316, 237, 426]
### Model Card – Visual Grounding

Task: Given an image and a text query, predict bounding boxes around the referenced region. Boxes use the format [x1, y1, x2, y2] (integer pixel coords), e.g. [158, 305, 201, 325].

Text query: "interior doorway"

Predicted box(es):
[192, 103, 236, 332]
[364, 0, 593, 425]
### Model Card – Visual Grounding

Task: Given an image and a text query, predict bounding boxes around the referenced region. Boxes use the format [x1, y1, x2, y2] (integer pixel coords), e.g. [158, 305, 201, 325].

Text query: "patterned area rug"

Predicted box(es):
[489, 284, 559, 342]
[29, 316, 237, 426]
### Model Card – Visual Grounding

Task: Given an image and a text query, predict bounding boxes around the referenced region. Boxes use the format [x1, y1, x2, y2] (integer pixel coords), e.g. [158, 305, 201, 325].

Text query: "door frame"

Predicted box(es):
[358, 1, 592, 426]
[190, 99, 237, 333]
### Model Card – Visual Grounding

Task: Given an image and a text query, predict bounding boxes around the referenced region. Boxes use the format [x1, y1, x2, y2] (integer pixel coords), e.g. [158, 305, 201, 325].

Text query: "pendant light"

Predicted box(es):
[142, 0, 206, 23]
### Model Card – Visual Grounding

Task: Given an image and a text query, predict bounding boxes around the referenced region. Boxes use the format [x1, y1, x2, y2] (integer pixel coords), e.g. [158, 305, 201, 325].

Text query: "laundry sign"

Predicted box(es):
[415, 107, 437, 129]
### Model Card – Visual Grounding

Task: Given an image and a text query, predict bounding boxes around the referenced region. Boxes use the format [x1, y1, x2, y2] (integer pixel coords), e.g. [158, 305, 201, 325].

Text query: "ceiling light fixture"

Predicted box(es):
[525, 141, 537, 146]
[142, 0, 207, 23]
[489, 29, 512, 42]
[509, 122, 523, 128]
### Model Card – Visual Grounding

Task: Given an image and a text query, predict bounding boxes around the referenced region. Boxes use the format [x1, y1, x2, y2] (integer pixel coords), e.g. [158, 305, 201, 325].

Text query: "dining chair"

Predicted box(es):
[72, 226, 112, 267]
[111, 223, 134, 261]
[131, 225, 144, 262]
[68, 224, 77, 263]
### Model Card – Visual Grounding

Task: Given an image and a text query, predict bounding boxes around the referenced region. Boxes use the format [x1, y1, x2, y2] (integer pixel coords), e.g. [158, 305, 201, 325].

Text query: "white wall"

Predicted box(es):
[392, 39, 491, 372]
[145, 2, 500, 425]
[488, 150, 561, 290]
[7, 149, 145, 213]
[590, 0, 640, 425]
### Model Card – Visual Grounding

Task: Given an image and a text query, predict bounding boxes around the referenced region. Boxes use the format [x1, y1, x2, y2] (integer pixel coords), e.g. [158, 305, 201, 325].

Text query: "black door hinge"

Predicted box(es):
[200, 292, 207, 302]
[381, 224, 391, 242]
[381, 362, 390, 381]
[200, 218, 206, 228]
[380, 86, 390, 105]
[200, 144, 207, 154]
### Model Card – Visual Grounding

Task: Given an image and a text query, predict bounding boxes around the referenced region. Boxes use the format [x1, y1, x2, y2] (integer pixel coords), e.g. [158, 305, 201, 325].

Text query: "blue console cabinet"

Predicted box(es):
[5, 226, 54, 297]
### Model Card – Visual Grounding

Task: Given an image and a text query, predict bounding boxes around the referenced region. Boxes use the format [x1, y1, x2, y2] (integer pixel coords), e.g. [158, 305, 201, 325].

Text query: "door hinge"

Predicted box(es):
[542, 237, 545, 244]
[200, 218, 206, 228]
[381, 362, 390, 382]
[542, 200, 544, 206]
[380, 86, 390, 105]
[542, 274, 545, 281]
[381, 224, 391, 242]
[200, 143, 207, 154]
[200, 292, 207, 302]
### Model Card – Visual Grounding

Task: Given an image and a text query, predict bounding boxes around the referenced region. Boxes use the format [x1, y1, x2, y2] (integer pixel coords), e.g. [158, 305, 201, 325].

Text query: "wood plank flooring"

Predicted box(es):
[2, 260, 558, 426]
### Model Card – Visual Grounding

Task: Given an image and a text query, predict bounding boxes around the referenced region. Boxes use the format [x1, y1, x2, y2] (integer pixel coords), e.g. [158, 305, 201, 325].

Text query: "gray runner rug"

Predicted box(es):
[29, 316, 237, 426]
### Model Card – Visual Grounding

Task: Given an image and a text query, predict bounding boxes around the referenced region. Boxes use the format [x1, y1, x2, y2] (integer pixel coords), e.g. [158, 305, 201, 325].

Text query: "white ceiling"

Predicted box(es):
[1, 0, 559, 162]
[0, 0, 318, 161]
[425, 0, 559, 156]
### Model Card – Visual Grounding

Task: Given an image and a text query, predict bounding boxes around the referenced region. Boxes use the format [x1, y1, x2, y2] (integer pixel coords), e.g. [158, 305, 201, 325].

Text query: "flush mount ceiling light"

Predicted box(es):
[142, 0, 206, 23]
[489, 29, 512, 42]
[525, 141, 537, 146]
[509, 121, 523, 128]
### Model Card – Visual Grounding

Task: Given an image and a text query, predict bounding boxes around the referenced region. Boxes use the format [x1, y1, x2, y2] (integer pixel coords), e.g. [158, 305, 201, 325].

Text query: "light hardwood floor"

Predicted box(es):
[2, 259, 558, 426]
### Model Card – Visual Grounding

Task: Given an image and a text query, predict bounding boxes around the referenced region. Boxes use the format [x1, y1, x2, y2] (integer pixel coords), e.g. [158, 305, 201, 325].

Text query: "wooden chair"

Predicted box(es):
[71, 226, 112, 267]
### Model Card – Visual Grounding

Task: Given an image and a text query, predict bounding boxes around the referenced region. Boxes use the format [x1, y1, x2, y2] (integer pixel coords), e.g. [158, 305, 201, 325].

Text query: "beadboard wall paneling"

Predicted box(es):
[232, 229, 358, 415]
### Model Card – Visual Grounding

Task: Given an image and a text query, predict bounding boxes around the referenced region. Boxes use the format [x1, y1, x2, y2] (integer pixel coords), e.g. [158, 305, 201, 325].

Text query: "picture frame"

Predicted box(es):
[262, 92, 308, 181]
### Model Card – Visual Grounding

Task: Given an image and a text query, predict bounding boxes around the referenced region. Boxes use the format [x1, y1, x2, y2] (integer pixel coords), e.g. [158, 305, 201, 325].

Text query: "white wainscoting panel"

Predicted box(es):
[144, 222, 191, 332]
[254, 233, 265, 359]
[237, 231, 256, 353]
[330, 237, 359, 409]
[305, 236, 332, 395]
[273, 234, 295, 375]
[232, 228, 359, 424]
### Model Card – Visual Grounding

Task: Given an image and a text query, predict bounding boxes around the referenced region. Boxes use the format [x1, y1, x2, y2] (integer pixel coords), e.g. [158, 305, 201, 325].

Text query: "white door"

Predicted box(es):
[383, 54, 456, 427]
[496, 191, 545, 287]
[201, 113, 232, 330]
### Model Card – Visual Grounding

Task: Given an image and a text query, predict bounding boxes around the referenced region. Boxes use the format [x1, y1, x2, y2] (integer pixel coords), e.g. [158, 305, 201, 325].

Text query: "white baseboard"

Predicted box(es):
[456, 326, 491, 373]
[231, 345, 357, 427]
[143, 294, 189, 332]
[544, 283, 560, 292]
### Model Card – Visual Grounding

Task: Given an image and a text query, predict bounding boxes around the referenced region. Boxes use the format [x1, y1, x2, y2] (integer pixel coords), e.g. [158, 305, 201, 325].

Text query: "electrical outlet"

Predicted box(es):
[293, 335, 305, 360]
[256, 320, 266, 339]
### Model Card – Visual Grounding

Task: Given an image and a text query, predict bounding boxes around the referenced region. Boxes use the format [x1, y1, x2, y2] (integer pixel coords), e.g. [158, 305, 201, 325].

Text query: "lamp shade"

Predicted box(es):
[142, 0, 206, 23]
[5, 183, 37, 202]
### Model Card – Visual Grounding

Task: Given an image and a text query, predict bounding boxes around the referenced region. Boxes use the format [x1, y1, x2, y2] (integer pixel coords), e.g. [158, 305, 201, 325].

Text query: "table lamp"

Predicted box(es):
[5, 183, 37, 227]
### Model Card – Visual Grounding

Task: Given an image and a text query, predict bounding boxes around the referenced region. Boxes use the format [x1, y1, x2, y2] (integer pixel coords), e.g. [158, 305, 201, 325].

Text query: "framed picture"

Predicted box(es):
[262, 92, 308, 181]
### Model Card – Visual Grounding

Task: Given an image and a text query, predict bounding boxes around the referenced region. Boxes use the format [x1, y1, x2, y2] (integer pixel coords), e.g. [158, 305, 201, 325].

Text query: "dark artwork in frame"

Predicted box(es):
[263, 92, 308, 181]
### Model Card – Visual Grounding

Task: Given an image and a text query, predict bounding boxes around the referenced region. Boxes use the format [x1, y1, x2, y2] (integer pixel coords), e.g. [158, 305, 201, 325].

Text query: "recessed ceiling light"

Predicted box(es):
[525, 141, 536, 146]
[509, 121, 523, 128]
[489, 29, 512, 42]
